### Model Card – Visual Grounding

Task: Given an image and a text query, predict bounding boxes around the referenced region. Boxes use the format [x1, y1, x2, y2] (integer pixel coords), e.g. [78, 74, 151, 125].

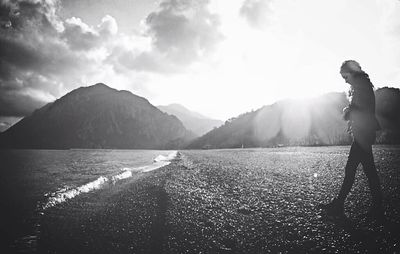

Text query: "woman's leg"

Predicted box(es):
[360, 145, 383, 209]
[336, 142, 363, 204]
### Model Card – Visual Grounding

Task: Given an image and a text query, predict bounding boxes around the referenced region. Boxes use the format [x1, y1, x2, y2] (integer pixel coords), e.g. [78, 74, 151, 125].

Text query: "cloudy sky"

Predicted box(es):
[1, 0, 400, 131]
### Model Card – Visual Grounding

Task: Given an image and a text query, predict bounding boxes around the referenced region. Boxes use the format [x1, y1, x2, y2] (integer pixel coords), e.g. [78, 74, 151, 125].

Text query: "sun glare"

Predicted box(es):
[70, 0, 396, 121]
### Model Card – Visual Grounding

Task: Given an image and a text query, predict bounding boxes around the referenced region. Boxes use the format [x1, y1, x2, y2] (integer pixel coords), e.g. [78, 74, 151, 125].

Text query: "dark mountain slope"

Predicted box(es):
[0, 83, 194, 149]
[188, 88, 400, 149]
[375, 87, 400, 144]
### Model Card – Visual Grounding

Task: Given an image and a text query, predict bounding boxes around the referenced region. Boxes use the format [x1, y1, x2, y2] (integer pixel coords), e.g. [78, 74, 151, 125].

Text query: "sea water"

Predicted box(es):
[0, 149, 177, 252]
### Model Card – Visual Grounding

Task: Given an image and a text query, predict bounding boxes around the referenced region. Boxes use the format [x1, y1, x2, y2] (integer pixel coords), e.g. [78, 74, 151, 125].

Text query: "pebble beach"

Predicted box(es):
[27, 146, 400, 253]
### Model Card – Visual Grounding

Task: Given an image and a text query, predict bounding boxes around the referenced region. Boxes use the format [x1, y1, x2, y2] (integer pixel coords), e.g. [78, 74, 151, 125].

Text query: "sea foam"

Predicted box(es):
[43, 176, 108, 209]
[42, 151, 178, 210]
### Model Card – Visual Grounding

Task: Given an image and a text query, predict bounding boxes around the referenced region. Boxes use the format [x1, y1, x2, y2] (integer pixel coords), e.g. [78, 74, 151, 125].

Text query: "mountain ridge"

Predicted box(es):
[0, 83, 194, 149]
[188, 87, 400, 149]
[1, 85, 398, 150]
[158, 104, 223, 136]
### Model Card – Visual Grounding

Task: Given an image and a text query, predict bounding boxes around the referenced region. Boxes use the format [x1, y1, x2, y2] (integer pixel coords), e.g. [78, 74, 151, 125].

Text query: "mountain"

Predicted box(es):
[158, 104, 223, 136]
[0, 83, 194, 149]
[187, 87, 400, 149]
[375, 87, 400, 144]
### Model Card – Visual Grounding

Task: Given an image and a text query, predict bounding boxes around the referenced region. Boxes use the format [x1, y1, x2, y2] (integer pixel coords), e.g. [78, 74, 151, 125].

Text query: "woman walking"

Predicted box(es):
[321, 60, 383, 220]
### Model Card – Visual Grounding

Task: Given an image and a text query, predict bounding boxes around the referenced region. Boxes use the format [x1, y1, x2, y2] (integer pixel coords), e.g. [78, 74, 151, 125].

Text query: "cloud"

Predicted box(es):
[145, 0, 223, 65]
[0, 0, 120, 117]
[0, 122, 9, 127]
[107, 0, 224, 73]
[0, 121, 11, 132]
[0, 0, 224, 118]
[240, 0, 273, 29]
[113, 51, 177, 73]
[62, 17, 100, 50]
[98, 15, 118, 36]
[0, 0, 62, 32]
[0, 88, 50, 116]
[0, 116, 22, 132]
[0, 30, 90, 114]
[62, 15, 117, 50]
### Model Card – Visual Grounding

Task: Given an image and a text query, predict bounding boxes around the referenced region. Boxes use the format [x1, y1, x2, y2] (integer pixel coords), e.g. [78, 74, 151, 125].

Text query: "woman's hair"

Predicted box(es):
[340, 60, 363, 74]
[340, 60, 373, 88]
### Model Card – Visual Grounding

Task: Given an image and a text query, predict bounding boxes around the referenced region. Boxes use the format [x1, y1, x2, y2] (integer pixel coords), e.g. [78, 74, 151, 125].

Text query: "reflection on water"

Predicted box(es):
[0, 149, 176, 253]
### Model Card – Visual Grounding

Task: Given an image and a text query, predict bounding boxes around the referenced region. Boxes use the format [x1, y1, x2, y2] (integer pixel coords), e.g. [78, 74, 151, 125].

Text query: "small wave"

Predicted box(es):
[153, 151, 177, 162]
[141, 161, 170, 172]
[43, 176, 108, 209]
[145, 151, 178, 172]
[42, 151, 178, 210]
[111, 170, 132, 183]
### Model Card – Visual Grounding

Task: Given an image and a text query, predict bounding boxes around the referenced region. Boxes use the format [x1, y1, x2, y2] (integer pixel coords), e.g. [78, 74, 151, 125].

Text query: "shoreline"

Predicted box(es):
[5, 148, 400, 253]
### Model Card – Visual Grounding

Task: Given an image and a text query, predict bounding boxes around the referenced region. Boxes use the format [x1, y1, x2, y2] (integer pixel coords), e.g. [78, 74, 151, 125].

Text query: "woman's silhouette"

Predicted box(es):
[321, 60, 383, 219]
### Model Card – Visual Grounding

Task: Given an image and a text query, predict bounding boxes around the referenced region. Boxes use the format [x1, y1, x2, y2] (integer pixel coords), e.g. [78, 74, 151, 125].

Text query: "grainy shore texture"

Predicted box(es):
[33, 146, 400, 253]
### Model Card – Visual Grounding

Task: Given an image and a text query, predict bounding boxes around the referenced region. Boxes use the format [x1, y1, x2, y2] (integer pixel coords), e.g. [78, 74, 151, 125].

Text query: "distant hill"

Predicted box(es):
[158, 104, 223, 136]
[188, 87, 400, 149]
[0, 83, 194, 149]
[375, 87, 400, 144]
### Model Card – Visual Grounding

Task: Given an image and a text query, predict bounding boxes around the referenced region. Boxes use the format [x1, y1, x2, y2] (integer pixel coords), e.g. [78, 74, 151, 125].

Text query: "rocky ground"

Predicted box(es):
[36, 146, 400, 253]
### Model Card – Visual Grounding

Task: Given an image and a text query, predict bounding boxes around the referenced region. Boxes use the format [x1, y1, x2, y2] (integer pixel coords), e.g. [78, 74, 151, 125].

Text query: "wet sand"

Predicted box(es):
[21, 147, 400, 253]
